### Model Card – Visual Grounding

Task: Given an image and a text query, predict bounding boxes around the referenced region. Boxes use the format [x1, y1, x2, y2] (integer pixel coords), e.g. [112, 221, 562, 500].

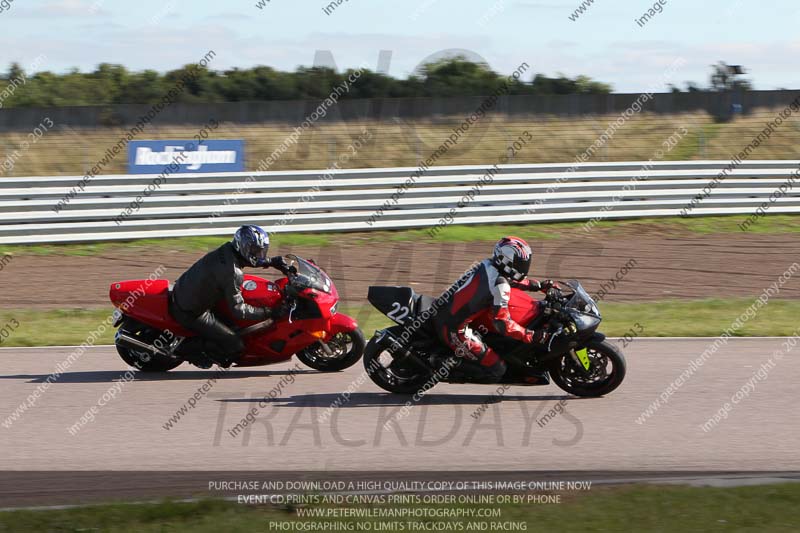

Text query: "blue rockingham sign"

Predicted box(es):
[128, 140, 244, 174]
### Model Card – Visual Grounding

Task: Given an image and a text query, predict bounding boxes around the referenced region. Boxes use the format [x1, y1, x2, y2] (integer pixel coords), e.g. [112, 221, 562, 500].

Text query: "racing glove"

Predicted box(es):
[528, 328, 550, 345]
[263, 302, 289, 320]
[539, 279, 556, 291]
[516, 279, 555, 292]
[266, 256, 291, 274]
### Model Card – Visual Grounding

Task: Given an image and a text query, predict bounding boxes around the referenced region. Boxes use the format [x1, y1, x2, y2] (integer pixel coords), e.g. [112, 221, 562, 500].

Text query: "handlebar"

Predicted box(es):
[272, 265, 297, 277]
[545, 286, 563, 303]
[543, 286, 571, 321]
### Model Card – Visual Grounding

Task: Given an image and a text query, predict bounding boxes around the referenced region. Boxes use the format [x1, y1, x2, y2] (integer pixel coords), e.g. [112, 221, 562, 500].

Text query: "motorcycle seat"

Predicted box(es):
[412, 294, 435, 315]
[367, 286, 436, 330]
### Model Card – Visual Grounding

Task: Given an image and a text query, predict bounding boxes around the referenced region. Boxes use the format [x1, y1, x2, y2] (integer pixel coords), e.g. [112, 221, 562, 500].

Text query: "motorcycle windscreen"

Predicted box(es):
[367, 286, 415, 324]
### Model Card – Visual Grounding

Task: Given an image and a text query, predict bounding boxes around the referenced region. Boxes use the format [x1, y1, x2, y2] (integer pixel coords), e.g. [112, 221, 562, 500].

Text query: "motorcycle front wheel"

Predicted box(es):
[548, 339, 626, 397]
[296, 328, 365, 372]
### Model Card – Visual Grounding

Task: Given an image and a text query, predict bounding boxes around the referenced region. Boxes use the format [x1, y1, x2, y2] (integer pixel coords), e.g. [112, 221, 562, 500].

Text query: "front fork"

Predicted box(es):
[571, 347, 592, 371]
[570, 330, 607, 372]
[543, 321, 593, 373]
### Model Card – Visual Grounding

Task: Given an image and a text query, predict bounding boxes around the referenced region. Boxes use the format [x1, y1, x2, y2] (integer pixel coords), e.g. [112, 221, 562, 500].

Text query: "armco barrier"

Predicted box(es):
[0, 160, 799, 244]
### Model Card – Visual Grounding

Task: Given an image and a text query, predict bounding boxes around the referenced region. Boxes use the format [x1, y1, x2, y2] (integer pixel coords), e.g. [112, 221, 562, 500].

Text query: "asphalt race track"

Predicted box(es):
[1, 338, 797, 476]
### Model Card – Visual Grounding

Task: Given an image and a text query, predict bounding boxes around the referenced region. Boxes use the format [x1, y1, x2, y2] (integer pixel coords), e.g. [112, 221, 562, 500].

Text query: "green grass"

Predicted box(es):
[2, 297, 799, 348]
[664, 122, 724, 161]
[353, 298, 800, 339]
[2, 215, 800, 257]
[0, 233, 333, 257]
[1, 483, 798, 532]
[0, 309, 116, 347]
[600, 298, 800, 337]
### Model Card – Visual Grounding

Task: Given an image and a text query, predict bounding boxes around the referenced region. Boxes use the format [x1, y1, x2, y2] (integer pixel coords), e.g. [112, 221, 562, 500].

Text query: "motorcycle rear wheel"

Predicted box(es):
[548, 339, 626, 397]
[115, 317, 183, 372]
[296, 328, 366, 372]
[363, 329, 437, 394]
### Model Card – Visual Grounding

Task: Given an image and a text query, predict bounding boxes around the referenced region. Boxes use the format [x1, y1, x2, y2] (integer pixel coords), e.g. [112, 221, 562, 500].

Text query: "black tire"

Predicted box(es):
[548, 339, 626, 397]
[362, 329, 437, 394]
[296, 328, 366, 372]
[115, 318, 182, 372]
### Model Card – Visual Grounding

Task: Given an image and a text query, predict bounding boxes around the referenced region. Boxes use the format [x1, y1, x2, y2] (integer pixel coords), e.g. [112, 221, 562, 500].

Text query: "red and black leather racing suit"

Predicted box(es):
[432, 259, 547, 371]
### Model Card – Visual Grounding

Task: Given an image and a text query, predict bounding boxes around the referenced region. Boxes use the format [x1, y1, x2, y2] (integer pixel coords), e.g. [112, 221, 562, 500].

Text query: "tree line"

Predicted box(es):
[0, 58, 614, 108]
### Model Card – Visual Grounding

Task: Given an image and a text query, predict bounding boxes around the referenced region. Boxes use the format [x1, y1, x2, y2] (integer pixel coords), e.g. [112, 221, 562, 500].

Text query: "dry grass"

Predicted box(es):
[1, 108, 798, 177]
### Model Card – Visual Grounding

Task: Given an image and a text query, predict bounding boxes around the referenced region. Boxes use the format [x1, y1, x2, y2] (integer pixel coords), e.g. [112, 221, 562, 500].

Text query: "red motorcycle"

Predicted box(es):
[109, 255, 364, 372]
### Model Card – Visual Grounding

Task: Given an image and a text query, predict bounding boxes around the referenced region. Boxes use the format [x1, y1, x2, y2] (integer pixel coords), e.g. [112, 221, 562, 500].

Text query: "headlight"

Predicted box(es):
[572, 313, 601, 331]
[330, 302, 338, 315]
[581, 302, 600, 317]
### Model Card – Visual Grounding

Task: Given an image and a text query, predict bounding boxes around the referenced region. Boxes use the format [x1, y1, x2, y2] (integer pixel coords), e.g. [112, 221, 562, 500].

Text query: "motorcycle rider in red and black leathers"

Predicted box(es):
[432, 236, 554, 383]
[169, 225, 290, 368]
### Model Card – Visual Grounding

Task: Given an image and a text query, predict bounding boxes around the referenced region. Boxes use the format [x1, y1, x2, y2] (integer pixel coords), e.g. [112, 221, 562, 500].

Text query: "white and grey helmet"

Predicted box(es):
[492, 236, 532, 281]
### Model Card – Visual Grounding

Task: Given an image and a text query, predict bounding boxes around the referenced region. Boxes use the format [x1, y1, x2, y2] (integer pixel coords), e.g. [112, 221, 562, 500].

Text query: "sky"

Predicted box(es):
[1, 0, 799, 92]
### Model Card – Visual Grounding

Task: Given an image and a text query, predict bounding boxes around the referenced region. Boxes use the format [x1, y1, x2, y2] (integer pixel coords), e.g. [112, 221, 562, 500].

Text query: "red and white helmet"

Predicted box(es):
[493, 236, 532, 281]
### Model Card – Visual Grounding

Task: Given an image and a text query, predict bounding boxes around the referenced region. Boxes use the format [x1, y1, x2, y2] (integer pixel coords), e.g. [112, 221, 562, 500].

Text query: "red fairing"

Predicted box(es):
[109, 266, 358, 367]
[507, 288, 541, 325]
[328, 313, 359, 337]
[109, 279, 193, 336]
[472, 287, 541, 337]
[493, 306, 533, 342]
[215, 274, 283, 322]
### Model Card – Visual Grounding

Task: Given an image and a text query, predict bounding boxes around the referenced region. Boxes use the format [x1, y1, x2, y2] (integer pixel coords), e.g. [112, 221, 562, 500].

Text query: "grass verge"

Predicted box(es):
[2, 298, 799, 348]
[1, 483, 798, 532]
[1, 215, 799, 256]
[0, 309, 116, 347]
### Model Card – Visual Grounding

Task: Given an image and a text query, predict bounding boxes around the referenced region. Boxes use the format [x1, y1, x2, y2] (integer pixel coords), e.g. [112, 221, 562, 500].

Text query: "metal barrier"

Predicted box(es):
[1, 160, 798, 244]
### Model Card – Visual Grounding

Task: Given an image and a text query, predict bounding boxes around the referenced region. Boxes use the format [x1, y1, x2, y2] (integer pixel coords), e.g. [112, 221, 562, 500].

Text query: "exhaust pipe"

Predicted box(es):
[375, 329, 412, 358]
[375, 329, 430, 372]
[115, 332, 172, 358]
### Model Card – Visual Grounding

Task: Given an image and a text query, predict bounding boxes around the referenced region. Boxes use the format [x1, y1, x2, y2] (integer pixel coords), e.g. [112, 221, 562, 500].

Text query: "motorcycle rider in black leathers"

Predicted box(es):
[169, 225, 289, 367]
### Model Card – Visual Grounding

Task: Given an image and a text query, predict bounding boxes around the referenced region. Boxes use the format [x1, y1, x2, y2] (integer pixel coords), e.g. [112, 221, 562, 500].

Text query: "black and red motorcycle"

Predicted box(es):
[363, 280, 626, 397]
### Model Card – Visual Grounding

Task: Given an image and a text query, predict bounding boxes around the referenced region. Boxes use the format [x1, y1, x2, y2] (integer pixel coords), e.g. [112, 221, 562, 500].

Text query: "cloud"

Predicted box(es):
[11, 0, 110, 18]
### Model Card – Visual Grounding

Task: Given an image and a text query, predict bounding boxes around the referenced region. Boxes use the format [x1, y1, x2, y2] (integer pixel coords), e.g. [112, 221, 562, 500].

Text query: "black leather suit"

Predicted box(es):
[169, 242, 275, 359]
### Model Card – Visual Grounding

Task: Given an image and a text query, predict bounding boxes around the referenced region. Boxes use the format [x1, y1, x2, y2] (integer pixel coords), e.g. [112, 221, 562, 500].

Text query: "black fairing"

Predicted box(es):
[368, 286, 415, 321]
[569, 310, 601, 338]
[367, 285, 414, 315]
[367, 286, 438, 334]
